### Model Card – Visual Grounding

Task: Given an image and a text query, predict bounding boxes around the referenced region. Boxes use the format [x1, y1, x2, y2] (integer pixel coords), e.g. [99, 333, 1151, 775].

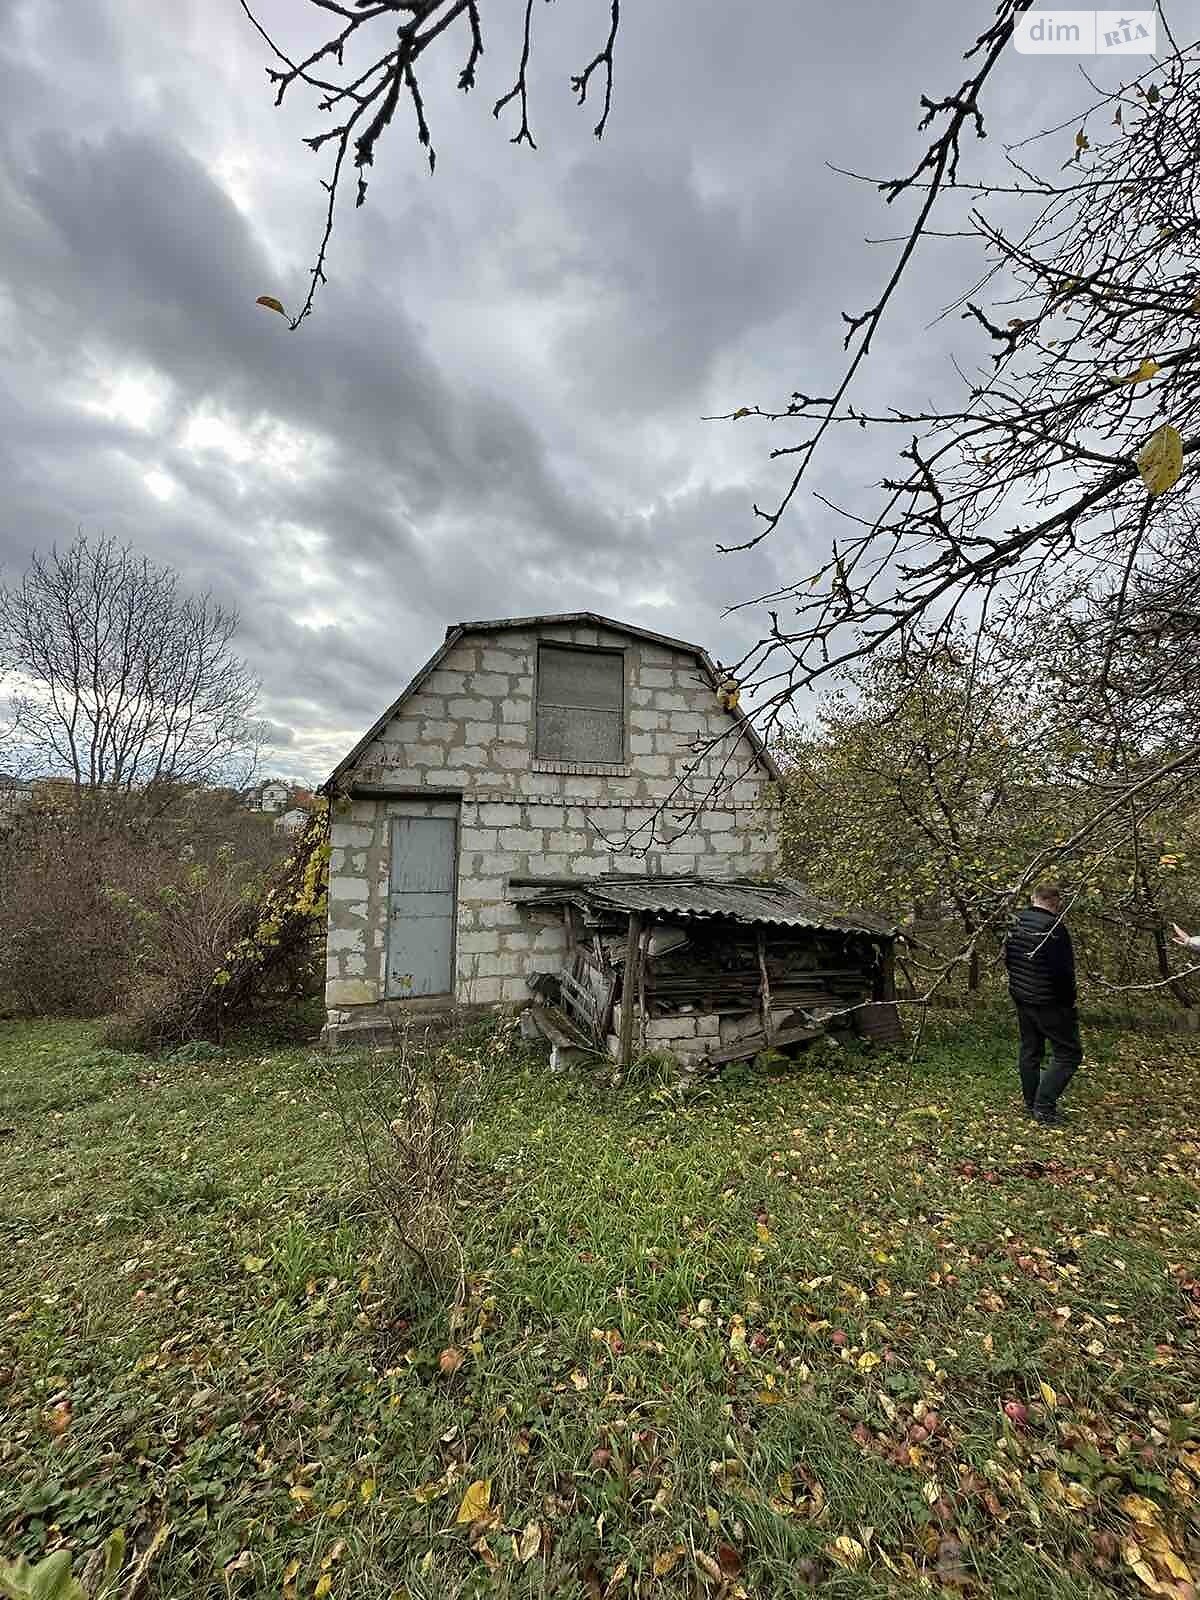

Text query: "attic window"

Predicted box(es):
[535, 644, 624, 764]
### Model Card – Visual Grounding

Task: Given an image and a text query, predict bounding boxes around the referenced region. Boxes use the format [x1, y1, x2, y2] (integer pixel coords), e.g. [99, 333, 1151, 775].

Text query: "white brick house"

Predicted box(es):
[321, 613, 781, 1045]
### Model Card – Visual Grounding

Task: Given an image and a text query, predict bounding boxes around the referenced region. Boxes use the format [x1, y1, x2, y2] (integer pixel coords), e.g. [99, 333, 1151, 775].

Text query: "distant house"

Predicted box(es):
[320, 611, 901, 1054]
[273, 807, 309, 836]
[245, 780, 291, 814]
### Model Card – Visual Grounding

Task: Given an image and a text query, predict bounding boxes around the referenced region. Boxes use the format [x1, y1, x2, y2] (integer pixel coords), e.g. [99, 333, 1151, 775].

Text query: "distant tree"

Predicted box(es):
[0, 533, 262, 797]
[241, 0, 622, 327]
[778, 638, 1067, 991]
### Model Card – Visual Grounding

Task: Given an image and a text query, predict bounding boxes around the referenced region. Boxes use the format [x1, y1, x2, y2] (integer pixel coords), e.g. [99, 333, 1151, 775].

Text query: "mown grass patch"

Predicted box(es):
[1, 1015, 1197, 1598]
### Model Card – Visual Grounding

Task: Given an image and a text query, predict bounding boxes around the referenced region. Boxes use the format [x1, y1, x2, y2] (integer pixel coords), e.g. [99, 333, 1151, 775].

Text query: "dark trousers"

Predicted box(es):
[1014, 1002, 1083, 1112]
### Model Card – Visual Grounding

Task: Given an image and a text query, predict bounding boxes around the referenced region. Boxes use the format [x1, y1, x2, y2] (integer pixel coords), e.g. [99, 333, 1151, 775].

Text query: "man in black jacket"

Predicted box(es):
[1003, 882, 1082, 1125]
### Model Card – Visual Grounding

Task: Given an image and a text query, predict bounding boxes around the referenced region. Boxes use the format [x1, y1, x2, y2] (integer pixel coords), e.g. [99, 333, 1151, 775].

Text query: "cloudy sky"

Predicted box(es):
[0, 1, 1126, 779]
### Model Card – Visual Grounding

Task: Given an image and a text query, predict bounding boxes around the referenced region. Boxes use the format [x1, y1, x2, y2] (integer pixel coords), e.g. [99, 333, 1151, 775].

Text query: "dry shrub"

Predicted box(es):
[0, 809, 141, 1015]
[0, 796, 286, 1026]
[319, 1013, 517, 1295]
[102, 849, 276, 1048]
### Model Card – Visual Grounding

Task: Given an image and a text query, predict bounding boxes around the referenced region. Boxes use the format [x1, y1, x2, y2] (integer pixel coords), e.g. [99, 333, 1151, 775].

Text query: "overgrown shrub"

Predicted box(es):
[106, 803, 329, 1049]
[0, 794, 305, 1034]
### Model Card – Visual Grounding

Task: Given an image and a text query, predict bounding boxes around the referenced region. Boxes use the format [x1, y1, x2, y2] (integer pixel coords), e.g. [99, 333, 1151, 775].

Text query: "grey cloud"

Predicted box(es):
[0, 0, 1106, 780]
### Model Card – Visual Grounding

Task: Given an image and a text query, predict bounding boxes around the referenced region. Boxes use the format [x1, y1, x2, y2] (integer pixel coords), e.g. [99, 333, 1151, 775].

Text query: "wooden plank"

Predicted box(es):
[618, 910, 643, 1069]
[706, 1019, 826, 1066]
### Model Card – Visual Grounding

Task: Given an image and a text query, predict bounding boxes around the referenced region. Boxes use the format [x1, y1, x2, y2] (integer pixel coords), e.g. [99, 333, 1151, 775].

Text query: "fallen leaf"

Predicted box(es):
[359, 1478, 375, 1504]
[45, 1401, 72, 1436]
[1121, 1494, 1162, 1527]
[516, 1521, 541, 1564]
[603, 1557, 629, 1595]
[456, 1479, 491, 1524]
[243, 1256, 267, 1274]
[827, 1535, 866, 1568]
[694, 1551, 724, 1582]
[474, 1539, 499, 1573]
[438, 1348, 465, 1376]
[717, 1543, 743, 1578]
[652, 1547, 685, 1577]
[314, 1577, 331, 1600]
[1039, 1381, 1058, 1409]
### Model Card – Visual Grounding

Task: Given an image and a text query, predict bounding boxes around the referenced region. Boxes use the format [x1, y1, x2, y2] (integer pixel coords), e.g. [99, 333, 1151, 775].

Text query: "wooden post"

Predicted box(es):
[618, 910, 643, 1068]
[757, 928, 775, 1045]
[637, 925, 649, 1053]
[880, 940, 897, 1002]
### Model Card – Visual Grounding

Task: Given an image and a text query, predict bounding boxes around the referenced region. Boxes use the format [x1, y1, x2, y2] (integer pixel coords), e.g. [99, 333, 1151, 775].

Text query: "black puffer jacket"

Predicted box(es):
[1004, 906, 1077, 1007]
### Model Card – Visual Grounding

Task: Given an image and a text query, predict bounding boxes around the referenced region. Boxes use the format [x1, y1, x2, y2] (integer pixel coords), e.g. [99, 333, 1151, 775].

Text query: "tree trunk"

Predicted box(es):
[1151, 920, 1194, 1010]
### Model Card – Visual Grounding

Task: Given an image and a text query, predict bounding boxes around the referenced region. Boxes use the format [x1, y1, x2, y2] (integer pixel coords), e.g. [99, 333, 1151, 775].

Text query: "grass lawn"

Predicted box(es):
[1, 1014, 1198, 1599]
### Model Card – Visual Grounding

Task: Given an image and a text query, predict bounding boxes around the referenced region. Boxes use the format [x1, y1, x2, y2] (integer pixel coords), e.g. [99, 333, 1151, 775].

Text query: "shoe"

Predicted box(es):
[1033, 1107, 1069, 1126]
[1022, 1103, 1036, 1117]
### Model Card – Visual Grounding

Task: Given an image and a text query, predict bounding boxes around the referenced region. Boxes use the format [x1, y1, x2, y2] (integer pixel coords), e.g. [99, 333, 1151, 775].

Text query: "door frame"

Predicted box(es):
[384, 799, 461, 1001]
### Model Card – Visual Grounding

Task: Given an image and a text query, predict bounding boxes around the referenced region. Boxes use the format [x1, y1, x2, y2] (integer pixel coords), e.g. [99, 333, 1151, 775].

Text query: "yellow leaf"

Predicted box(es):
[256, 295, 287, 317]
[243, 1256, 267, 1274]
[732, 407, 752, 420]
[314, 1577, 332, 1600]
[828, 1535, 866, 1568]
[289, 1485, 313, 1505]
[1121, 1494, 1162, 1527]
[756, 1388, 789, 1405]
[756, 1221, 772, 1242]
[456, 1478, 491, 1524]
[1039, 1381, 1058, 1409]
[1075, 127, 1090, 151]
[652, 1547, 685, 1577]
[282, 1560, 301, 1583]
[857, 1350, 880, 1371]
[326, 1501, 348, 1519]
[570, 1370, 589, 1391]
[359, 1478, 376, 1504]
[1119, 358, 1161, 385]
[1137, 423, 1183, 495]
[516, 1521, 541, 1563]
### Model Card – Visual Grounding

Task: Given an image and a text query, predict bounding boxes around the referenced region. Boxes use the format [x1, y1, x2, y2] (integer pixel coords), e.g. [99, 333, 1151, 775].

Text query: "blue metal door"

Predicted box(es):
[386, 815, 457, 998]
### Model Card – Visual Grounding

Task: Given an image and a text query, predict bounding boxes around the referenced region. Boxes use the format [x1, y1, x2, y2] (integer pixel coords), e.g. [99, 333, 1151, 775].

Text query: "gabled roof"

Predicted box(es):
[324, 612, 780, 789]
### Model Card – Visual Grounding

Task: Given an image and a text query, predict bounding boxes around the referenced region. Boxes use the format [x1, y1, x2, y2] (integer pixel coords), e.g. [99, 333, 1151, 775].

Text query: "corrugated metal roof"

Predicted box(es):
[508, 874, 896, 938]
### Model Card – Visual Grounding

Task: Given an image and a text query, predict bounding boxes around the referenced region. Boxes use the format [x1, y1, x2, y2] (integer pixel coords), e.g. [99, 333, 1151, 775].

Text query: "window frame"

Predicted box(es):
[533, 640, 627, 766]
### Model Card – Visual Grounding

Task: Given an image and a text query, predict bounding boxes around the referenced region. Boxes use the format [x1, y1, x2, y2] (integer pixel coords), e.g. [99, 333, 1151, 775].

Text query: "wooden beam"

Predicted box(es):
[756, 928, 775, 1045]
[618, 910, 643, 1069]
[880, 941, 897, 1002]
